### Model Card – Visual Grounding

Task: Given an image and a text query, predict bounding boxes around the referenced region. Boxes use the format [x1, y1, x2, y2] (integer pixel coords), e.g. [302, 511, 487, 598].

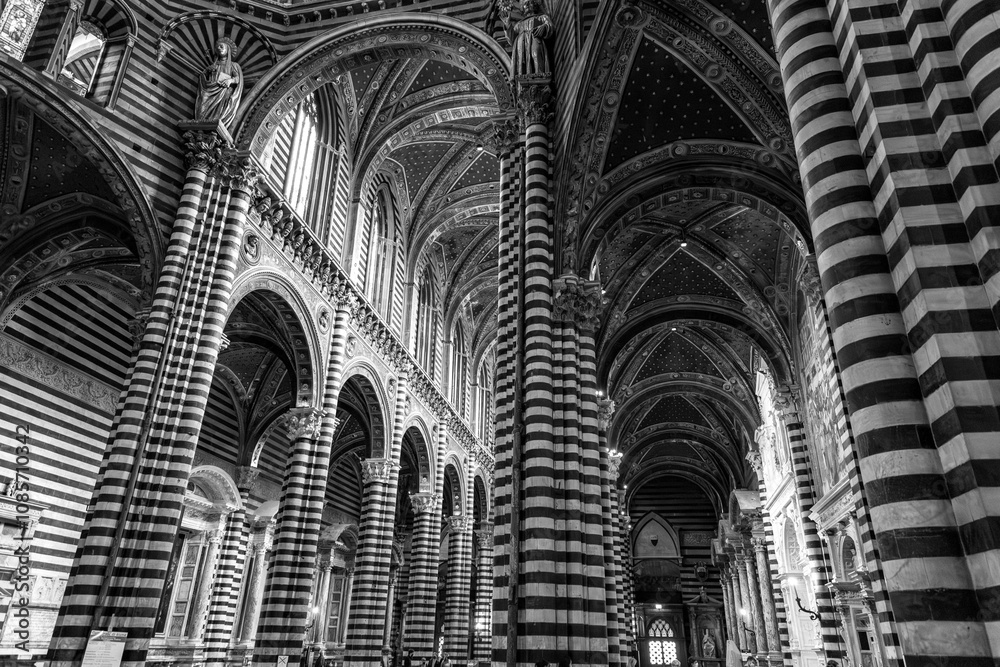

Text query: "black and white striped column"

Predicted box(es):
[47, 128, 258, 667]
[345, 371, 408, 667]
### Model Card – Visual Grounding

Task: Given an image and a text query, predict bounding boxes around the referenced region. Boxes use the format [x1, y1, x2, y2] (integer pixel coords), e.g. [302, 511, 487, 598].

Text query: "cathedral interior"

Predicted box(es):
[0, 0, 998, 666]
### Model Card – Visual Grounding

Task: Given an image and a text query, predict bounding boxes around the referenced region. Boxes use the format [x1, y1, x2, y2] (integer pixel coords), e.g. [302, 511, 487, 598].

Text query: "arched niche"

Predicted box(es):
[633, 513, 680, 560]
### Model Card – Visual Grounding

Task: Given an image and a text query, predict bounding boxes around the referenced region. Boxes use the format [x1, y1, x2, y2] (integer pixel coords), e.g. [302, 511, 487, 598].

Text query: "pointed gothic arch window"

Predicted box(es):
[364, 186, 396, 319]
[416, 265, 439, 375]
[451, 322, 468, 413]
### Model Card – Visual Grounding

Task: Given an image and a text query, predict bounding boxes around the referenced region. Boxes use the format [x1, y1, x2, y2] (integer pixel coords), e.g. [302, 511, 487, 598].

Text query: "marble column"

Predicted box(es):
[443, 513, 474, 660]
[473, 525, 493, 665]
[733, 563, 749, 651]
[241, 523, 276, 644]
[191, 526, 225, 641]
[402, 492, 443, 659]
[742, 551, 768, 656]
[753, 537, 781, 665]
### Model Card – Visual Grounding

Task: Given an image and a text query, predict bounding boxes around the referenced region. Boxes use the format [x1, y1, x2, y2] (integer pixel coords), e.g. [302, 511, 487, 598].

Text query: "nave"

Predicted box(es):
[0, 0, 998, 666]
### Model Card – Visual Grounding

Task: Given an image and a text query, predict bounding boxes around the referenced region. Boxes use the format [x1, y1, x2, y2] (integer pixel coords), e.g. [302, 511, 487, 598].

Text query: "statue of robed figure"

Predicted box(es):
[194, 38, 243, 128]
[501, 0, 554, 78]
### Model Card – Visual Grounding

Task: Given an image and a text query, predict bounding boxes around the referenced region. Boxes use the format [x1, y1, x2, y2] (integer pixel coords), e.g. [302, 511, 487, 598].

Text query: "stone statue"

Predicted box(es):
[194, 38, 243, 128]
[502, 0, 553, 77]
[702, 628, 717, 659]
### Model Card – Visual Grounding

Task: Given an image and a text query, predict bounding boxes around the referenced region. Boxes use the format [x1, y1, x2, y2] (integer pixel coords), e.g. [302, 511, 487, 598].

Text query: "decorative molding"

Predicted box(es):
[516, 78, 554, 125]
[598, 397, 617, 432]
[236, 466, 259, 493]
[0, 333, 117, 413]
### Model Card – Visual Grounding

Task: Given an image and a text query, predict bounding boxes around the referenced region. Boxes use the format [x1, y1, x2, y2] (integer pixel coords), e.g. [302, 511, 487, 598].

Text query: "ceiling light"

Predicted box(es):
[476, 143, 485, 152]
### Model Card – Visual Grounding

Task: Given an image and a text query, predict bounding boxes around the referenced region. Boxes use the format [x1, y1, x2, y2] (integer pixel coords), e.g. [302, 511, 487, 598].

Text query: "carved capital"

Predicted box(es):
[746, 450, 763, 474]
[516, 80, 553, 125]
[361, 458, 398, 485]
[476, 525, 494, 549]
[280, 407, 324, 440]
[487, 116, 520, 154]
[799, 255, 823, 305]
[219, 154, 263, 194]
[598, 397, 616, 432]
[409, 492, 439, 515]
[608, 449, 623, 482]
[128, 307, 151, 349]
[774, 384, 801, 421]
[752, 536, 768, 553]
[446, 514, 474, 534]
[553, 274, 603, 331]
[182, 129, 227, 172]
[237, 466, 259, 493]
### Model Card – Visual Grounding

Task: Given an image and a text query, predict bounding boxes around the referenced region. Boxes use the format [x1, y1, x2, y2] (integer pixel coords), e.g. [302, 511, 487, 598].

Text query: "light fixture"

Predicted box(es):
[655, 604, 662, 610]
[679, 232, 689, 247]
[476, 142, 485, 152]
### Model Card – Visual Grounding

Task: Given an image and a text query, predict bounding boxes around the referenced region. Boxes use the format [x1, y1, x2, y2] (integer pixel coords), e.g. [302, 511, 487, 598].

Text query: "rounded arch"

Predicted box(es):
[402, 417, 434, 492]
[188, 465, 243, 510]
[0, 65, 164, 293]
[339, 359, 391, 459]
[473, 469, 490, 523]
[229, 269, 323, 407]
[441, 453, 468, 516]
[234, 13, 513, 154]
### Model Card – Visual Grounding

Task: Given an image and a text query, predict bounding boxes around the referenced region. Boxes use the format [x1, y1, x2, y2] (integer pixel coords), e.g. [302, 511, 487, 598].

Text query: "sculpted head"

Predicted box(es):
[522, 0, 543, 15]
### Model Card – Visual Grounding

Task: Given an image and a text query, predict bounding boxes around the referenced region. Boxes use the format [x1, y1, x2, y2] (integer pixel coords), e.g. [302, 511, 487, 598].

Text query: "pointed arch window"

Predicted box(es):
[416, 266, 438, 375]
[647, 619, 678, 665]
[58, 20, 105, 95]
[451, 323, 468, 413]
[364, 187, 396, 319]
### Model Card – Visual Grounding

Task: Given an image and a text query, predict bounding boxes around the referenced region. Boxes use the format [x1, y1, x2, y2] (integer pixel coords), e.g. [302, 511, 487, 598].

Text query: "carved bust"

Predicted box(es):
[194, 39, 244, 128]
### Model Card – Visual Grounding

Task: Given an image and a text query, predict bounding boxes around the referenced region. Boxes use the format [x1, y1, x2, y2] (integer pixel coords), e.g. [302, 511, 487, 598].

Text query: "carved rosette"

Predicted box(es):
[598, 397, 617, 432]
[746, 450, 763, 474]
[280, 407, 324, 440]
[361, 458, 398, 485]
[553, 275, 604, 331]
[446, 514, 474, 534]
[237, 466, 259, 493]
[182, 130, 226, 172]
[516, 79, 554, 125]
[409, 492, 439, 515]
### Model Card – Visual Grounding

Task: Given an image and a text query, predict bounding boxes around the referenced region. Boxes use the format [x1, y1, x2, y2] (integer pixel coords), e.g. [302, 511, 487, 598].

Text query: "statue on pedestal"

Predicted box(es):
[501, 0, 553, 77]
[194, 38, 243, 128]
[702, 628, 717, 659]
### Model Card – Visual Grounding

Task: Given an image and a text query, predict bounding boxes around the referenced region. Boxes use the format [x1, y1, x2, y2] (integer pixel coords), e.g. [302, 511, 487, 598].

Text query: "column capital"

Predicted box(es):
[553, 274, 603, 331]
[516, 78, 554, 125]
[128, 307, 151, 349]
[236, 465, 259, 493]
[218, 153, 263, 194]
[280, 407, 325, 440]
[487, 116, 519, 154]
[598, 397, 617, 432]
[180, 123, 231, 172]
[409, 492, 439, 515]
[475, 524, 494, 549]
[608, 449, 623, 481]
[774, 384, 802, 421]
[361, 457, 398, 484]
[751, 536, 769, 552]
[798, 254, 823, 305]
[746, 450, 763, 474]
[445, 514, 474, 534]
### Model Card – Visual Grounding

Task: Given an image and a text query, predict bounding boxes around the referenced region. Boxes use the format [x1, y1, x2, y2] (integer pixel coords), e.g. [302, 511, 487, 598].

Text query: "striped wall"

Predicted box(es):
[0, 282, 131, 654]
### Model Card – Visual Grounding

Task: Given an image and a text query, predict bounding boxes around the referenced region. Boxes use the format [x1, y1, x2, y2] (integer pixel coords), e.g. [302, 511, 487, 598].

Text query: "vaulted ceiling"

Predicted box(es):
[328, 0, 809, 514]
